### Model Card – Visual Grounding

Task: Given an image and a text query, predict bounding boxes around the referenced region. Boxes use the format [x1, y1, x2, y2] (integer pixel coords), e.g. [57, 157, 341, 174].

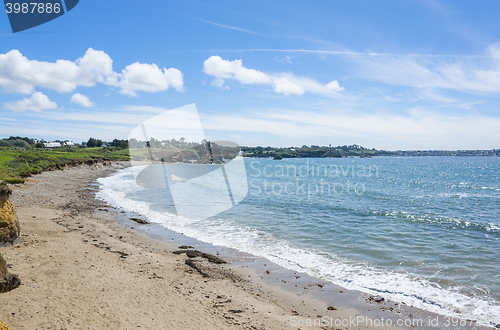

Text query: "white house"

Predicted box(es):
[43, 142, 62, 148]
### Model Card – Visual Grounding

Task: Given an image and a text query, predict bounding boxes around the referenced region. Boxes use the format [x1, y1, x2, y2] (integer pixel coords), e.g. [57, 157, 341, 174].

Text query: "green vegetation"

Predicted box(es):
[0, 147, 129, 183]
[241, 145, 500, 158]
[0, 136, 35, 149]
[241, 144, 386, 158]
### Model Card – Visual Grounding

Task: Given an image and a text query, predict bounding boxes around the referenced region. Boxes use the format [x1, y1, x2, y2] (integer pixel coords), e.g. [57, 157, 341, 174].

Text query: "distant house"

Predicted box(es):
[63, 141, 75, 147]
[43, 142, 62, 148]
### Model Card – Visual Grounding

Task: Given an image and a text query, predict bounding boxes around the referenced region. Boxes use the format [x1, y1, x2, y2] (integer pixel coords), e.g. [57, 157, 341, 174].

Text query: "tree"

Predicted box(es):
[0, 139, 31, 148]
[86, 138, 96, 148]
[87, 137, 103, 148]
[111, 139, 128, 149]
[8, 136, 34, 145]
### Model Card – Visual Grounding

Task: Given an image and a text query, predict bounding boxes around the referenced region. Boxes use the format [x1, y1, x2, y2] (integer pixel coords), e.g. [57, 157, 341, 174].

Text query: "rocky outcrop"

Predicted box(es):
[0, 320, 11, 330]
[0, 182, 21, 293]
[0, 253, 20, 293]
[0, 253, 6, 278]
[0, 181, 20, 246]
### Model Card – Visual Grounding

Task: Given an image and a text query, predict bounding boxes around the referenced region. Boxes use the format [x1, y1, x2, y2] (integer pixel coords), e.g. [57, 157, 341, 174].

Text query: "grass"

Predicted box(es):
[0, 147, 130, 183]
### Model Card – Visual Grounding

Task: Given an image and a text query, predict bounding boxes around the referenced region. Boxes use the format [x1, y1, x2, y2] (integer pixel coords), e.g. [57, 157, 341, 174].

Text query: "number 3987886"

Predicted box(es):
[5, 3, 61, 14]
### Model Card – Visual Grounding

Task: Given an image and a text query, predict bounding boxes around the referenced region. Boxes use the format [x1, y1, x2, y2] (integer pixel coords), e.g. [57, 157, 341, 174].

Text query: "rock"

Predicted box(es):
[0, 181, 20, 246]
[185, 250, 204, 258]
[129, 217, 149, 225]
[0, 182, 9, 198]
[327, 306, 337, 310]
[173, 249, 226, 264]
[273, 154, 283, 160]
[0, 273, 21, 293]
[201, 252, 226, 264]
[0, 254, 21, 293]
[185, 259, 210, 277]
[369, 295, 385, 302]
[0, 320, 11, 330]
[0, 254, 6, 278]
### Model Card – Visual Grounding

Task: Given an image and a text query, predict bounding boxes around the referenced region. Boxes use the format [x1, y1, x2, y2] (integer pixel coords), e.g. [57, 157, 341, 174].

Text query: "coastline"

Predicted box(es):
[0, 163, 494, 329]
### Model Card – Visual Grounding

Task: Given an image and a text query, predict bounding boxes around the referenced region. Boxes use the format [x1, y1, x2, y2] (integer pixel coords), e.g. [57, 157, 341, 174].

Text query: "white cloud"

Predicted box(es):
[276, 55, 295, 64]
[3, 92, 58, 112]
[0, 48, 113, 94]
[217, 46, 500, 97]
[198, 19, 263, 36]
[71, 93, 95, 107]
[418, 88, 455, 103]
[116, 63, 184, 97]
[202, 56, 343, 96]
[326, 80, 343, 92]
[356, 43, 500, 94]
[0, 48, 184, 97]
[203, 56, 270, 84]
[272, 77, 304, 95]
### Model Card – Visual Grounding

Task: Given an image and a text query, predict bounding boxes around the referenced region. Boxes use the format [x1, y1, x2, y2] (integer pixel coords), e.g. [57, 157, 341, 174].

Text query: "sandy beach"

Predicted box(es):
[0, 163, 493, 330]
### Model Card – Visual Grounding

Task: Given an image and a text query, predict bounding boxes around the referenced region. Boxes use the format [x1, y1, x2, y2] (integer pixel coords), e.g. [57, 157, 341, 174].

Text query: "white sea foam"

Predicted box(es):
[97, 167, 500, 326]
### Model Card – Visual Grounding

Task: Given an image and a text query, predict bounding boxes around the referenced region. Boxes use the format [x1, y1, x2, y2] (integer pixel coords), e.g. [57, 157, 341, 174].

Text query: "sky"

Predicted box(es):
[1, 0, 500, 150]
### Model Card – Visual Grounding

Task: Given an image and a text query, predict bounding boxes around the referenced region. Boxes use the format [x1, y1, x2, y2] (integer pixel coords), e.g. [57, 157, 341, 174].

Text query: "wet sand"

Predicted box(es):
[0, 163, 493, 329]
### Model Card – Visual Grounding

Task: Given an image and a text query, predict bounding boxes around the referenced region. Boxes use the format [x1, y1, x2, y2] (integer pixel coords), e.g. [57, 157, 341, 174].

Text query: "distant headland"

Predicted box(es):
[241, 144, 500, 158]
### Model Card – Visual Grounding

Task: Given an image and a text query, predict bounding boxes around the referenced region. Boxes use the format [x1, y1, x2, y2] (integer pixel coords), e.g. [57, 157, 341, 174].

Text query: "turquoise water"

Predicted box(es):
[98, 157, 500, 326]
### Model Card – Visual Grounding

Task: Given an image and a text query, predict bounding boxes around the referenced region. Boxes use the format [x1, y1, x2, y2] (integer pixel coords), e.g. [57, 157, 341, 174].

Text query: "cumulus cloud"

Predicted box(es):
[203, 56, 343, 96]
[0, 48, 113, 94]
[0, 48, 184, 97]
[203, 56, 270, 85]
[71, 93, 95, 107]
[3, 92, 58, 112]
[117, 63, 184, 97]
[272, 77, 304, 95]
[326, 80, 343, 92]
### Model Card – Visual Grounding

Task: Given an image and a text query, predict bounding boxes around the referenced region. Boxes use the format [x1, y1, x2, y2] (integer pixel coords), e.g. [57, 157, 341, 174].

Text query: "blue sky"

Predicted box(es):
[1, 0, 500, 150]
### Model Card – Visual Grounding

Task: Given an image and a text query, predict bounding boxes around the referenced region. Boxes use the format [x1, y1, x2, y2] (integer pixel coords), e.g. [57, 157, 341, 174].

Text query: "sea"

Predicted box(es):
[97, 156, 500, 326]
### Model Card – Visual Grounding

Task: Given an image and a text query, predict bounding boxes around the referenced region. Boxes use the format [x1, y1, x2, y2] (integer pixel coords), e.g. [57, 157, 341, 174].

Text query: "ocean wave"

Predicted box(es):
[372, 210, 500, 235]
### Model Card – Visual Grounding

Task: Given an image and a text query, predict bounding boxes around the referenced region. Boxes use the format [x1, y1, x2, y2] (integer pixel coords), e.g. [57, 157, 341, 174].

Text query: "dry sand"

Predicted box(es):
[0, 163, 492, 330]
